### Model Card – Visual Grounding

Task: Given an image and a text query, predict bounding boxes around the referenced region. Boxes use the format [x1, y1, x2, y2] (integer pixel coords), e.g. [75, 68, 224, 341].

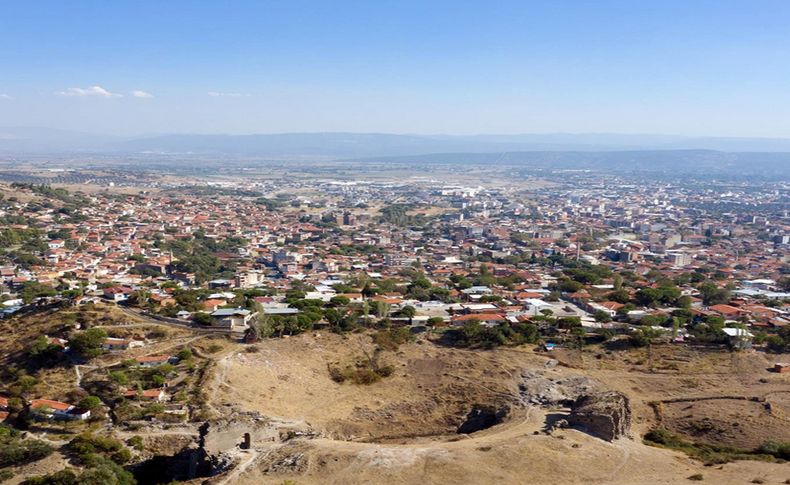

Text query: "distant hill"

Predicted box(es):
[0, 127, 119, 152]
[5, 128, 790, 156]
[0, 129, 789, 176]
[105, 132, 790, 157]
[350, 150, 790, 176]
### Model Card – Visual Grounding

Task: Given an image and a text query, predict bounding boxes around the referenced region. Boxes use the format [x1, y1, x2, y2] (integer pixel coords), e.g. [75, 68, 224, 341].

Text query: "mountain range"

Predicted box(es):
[4, 127, 790, 156]
[1, 127, 790, 176]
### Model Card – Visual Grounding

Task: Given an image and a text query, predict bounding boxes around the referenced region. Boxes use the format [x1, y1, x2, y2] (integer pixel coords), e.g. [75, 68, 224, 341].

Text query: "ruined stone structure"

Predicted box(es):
[568, 391, 631, 441]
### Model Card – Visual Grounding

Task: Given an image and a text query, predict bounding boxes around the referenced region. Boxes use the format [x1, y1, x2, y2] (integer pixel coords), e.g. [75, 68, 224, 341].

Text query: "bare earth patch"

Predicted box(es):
[209, 332, 790, 484]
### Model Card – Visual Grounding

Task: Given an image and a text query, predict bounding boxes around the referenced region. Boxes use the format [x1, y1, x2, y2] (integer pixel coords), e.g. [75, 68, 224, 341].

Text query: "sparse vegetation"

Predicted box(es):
[372, 326, 413, 351]
[644, 428, 785, 464]
[328, 351, 394, 385]
[0, 425, 54, 468]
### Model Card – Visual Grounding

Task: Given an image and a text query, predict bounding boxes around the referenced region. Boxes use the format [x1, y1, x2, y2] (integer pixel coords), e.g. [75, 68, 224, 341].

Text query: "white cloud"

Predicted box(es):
[58, 86, 122, 98]
[0, 94, 11, 100]
[131, 90, 154, 98]
[207, 91, 249, 97]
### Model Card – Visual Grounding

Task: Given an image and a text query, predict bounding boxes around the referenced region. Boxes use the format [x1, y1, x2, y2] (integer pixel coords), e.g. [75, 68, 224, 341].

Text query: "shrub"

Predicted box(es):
[193, 312, 213, 326]
[758, 441, 790, 460]
[67, 433, 130, 464]
[645, 428, 781, 464]
[126, 435, 144, 451]
[0, 425, 54, 468]
[176, 348, 193, 361]
[328, 355, 393, 385]
[78, 455, 135, 485]
[353, 368, 381, 385]
[108, 371, 128, 385]
[373, 327, 413, 351]
[78, 396, 102, 411]
[376, 365, 394, 377]
[21, 469, 79, 485]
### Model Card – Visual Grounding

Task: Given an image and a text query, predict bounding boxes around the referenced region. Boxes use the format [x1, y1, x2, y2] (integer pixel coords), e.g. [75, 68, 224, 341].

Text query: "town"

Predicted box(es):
[0, 165, 788, 484]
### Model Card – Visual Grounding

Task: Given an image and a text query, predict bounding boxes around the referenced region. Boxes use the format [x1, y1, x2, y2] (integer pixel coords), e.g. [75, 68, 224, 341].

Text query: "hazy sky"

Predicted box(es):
[2, 0, 790, 137]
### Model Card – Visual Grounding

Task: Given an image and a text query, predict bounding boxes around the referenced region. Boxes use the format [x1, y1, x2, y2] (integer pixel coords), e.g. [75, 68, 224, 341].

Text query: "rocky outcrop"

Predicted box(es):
[568, 391, 631, 441]
[519, 370, 599, 406]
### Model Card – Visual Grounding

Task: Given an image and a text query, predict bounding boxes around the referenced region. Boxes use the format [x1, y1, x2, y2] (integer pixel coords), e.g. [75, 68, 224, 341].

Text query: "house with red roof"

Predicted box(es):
[29, 399, 90, 421]
[123, 388, 168, 402]
[134, 355, 175, 367]
[451, 313, 507, 327]
[709, 304, 746, 319]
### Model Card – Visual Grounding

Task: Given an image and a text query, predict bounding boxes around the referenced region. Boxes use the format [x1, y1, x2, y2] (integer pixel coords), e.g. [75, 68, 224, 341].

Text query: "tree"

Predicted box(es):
[570, 326, 587, 352]
[193, 312, 213, 326]
[399, 305, 416, 324]
[427, 316, 445, 327]
[593, 310, 612, 323]
[370, 301, 391, 319]
[410, 275, 432, 290]
[361, 282, 377, 297]
[635, 288, 662, 307]
[698, 281, 731, 306]
[656, 284, 681, 305]
[27, 336, 60, 359]
[639, 314, 666, 327]
[127, 290, 150, 306]
[613, 273, 623, 291]
[766, 335, 786, 353]
[514, 322, 540, 344]
[70, 328, 107, 359]
[78, 396, 102, 411]
[671, 317, 681, 340]
[676, 295, 693, 309]
[556, 316, 581, 329]
[556, 279, 583, 293]
[323, 308, 343, 328]
[617, 303, 635, 317]
[329, 296, 350, 307]
[19, 282, 57, 304]
[607, 289, 631, 304]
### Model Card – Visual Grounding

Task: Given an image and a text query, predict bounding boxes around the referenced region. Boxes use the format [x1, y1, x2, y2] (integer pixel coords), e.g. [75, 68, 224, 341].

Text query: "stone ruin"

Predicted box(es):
[519, 370, 632, 442]
[567, 391, 631, 441]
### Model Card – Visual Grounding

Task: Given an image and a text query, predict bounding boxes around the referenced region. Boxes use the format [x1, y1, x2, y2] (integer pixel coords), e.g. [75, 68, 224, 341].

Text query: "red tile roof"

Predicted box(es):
[29, 399, 72, 411]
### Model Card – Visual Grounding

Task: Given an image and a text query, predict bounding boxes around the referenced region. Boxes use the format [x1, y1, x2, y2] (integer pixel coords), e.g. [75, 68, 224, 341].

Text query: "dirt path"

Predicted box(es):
[114, 427, 200, 439]
[216, 448, 264, 485]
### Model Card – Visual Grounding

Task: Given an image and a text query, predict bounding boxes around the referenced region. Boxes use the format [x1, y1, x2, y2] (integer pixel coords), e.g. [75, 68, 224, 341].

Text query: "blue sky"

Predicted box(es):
[2, 0, 790, 136]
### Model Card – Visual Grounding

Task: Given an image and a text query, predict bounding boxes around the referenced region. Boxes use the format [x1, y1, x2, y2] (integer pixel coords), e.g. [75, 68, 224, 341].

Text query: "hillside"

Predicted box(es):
[206, 331, 790, 485]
